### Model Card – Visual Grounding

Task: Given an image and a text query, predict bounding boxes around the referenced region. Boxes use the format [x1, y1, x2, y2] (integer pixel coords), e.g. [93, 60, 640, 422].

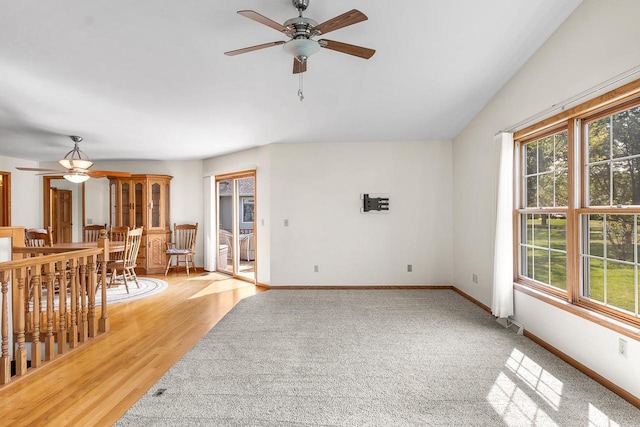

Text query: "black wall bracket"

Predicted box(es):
[361, 193, 389, 213]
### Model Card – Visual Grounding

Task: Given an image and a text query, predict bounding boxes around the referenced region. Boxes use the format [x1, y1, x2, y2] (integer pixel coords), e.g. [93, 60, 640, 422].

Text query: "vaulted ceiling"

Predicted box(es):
[0, 0, 582, 162]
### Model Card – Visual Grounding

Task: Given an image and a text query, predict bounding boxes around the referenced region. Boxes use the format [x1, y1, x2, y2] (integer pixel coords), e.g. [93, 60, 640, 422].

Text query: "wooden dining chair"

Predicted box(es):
[101, 226, 142, 293]
[25, 227, 53, 248]
[109, 226, 129, 243]
[24, 227, 63, 298]
[97, 226, 129, 291]
[165, 223, 198, 276]
[83, 224, 107, 242]
[121, 227, 143, 293]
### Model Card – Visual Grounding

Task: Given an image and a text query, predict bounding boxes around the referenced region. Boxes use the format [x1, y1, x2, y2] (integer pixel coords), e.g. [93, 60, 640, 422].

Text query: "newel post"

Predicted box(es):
[97, 230, 110, 333]
[0, 271, 10, 384]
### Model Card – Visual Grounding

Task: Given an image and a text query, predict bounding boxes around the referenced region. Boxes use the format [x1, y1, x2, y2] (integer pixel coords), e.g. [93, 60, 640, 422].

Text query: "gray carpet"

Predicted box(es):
[117, 290, 639, 426]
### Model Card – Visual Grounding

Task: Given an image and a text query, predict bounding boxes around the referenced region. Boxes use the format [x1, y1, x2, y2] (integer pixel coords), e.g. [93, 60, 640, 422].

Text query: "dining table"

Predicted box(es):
[51, 240, 125, 254]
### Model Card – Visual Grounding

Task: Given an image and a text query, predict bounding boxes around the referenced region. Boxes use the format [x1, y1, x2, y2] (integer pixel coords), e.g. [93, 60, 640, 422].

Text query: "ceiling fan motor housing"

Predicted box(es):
[292, 0, 309, 12]
[284, 17, 318, 39]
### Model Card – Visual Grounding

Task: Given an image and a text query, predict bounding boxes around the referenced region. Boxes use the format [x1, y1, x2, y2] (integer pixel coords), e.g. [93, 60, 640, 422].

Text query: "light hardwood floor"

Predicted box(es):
[0, 272, 264, 426]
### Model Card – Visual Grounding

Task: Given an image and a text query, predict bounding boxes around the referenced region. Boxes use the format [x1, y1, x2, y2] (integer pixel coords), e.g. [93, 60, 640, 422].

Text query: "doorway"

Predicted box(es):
[216, 172, 256, 282]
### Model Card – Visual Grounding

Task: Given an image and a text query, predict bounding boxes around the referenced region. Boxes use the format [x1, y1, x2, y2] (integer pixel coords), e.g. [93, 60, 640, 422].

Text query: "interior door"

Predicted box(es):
[55, 189, 73, 243]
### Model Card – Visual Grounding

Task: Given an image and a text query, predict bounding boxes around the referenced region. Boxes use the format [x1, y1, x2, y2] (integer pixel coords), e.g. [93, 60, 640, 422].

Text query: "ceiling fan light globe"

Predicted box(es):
[64, 173, 90, 183]
[283, 39, 320, 59]
[59, 158, 93, 170]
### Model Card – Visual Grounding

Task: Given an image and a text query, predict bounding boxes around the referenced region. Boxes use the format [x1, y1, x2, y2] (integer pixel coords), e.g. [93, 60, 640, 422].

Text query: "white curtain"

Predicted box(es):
[492, 132, 515, 318]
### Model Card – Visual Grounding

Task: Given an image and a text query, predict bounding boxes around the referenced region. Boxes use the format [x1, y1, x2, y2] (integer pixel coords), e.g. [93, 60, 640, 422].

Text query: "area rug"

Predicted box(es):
[39, 277, 168, 310]
[117, 290, 639, 426]
[96, 277, 168, 305]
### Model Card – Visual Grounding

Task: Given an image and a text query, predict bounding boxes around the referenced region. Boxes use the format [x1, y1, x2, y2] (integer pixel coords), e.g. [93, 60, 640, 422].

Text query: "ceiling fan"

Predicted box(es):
[16, 135, 131, 183]
[225, 0, 375, 98]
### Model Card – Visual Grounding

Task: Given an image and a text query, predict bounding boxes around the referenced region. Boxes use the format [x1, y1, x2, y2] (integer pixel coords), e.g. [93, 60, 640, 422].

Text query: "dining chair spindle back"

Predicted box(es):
[165, 223, 198, 276]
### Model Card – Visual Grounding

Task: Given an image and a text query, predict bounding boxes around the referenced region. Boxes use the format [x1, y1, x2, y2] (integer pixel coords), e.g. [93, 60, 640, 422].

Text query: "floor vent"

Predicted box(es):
[496, 317, 524, 335]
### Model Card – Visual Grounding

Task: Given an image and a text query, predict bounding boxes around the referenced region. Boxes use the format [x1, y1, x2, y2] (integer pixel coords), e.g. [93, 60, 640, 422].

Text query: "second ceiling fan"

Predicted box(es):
[224, 0, 375, 74]
[16, 135, 131, 183]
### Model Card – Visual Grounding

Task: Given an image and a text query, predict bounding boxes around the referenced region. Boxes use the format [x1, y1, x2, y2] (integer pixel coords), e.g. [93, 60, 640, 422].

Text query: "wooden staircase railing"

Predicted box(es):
[0, 237, 110, 385]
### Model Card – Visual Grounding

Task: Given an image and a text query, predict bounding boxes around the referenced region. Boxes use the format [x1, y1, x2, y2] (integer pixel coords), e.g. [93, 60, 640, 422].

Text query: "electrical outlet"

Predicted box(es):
[472, 274, 478, 284]
[407, 264, 412, 272]
[314, 265, 319, 273]
[619, 338, 627, 357]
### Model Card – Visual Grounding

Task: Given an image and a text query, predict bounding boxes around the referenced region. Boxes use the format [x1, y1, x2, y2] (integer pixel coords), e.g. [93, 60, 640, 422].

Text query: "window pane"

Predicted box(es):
[587, 117, 610, 163]
[555, 169, 568, 207]
[588, 164, 610, 206]
[587, 214, 605, 257]
[607, 215, 634, 263]
[526, 176, 537, 208]
[606, 261, 635, 313]
[549, 215, 566, 251]
[521, 245, 533, 278]
[538, 173, 554, 207]
[550, 251, 567, 290]
[526, 142, 537, 175]
[534, 248, 549, 284]
[538, 136, 554, 173]
[612, 158, 640, 206]
[523, 214, 534, 245]
[612, 106, 640, 159]
[555, 131, 569, 170]
[534, 215, 549, 248]
[587, 258, 605, 303]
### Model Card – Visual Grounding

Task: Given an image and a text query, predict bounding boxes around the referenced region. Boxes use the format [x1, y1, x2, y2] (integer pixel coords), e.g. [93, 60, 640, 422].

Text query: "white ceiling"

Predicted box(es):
[0, 0, 582, 162]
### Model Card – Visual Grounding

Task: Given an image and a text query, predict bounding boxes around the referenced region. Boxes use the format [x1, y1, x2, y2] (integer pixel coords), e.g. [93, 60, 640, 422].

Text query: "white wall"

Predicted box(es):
[84, 178, 109, 227]
[269, 141, 452, 285]
[452, 0, 640, 399]
[0, 155, 41, 227]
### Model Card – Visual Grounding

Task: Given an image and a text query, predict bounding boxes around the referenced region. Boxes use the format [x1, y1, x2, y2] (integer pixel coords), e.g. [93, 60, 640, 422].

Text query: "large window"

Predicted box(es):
[519, 130, 569, 293]
[515, 86, 640, 329]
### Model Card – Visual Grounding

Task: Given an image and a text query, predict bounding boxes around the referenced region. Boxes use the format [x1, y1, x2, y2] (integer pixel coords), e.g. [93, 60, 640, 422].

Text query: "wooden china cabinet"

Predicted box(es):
[109, 174, 172, 274]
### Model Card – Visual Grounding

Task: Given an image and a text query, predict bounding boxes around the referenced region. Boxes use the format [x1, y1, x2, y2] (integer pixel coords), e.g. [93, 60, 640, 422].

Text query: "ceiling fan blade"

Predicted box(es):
[293, 58, 307, 74]
[237, 10, 293, 35]
[312, 9, 368, 36]
[318, 39, 376, 59]
[87, 170, 131, 178]
[225, 41, 286, 56]
[16, 167, 64, 173]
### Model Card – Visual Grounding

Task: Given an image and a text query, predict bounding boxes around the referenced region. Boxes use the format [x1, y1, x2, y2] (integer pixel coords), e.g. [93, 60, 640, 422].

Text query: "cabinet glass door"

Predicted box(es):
[151, 182, 161, 228]
[121, 182, 130, 227]
[110, 181, 117, 227]
[134, 183, 144, 227]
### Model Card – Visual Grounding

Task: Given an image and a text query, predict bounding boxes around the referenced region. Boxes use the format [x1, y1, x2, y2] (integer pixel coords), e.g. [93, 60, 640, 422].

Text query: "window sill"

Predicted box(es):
[514, 282, 640, 341]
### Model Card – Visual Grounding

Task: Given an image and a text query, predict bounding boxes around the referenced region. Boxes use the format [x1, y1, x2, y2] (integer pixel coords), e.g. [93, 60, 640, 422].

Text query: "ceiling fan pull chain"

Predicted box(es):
[298, 72, 304, 102]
